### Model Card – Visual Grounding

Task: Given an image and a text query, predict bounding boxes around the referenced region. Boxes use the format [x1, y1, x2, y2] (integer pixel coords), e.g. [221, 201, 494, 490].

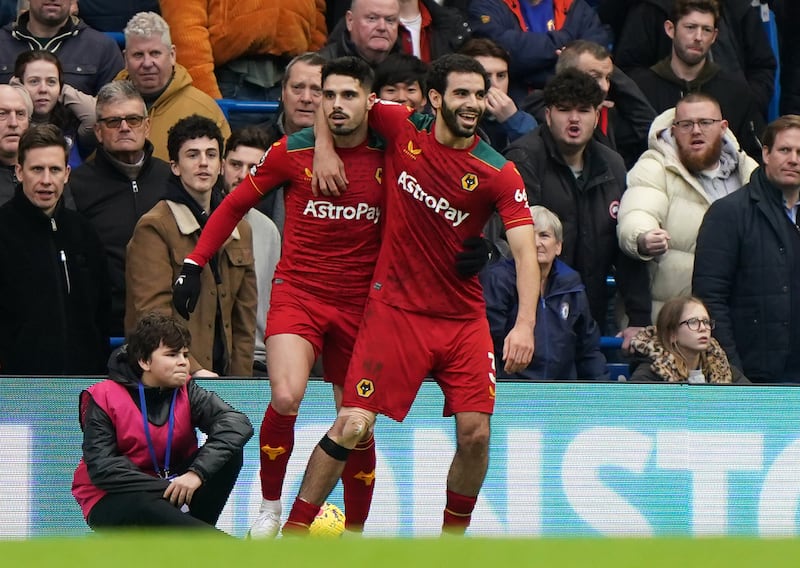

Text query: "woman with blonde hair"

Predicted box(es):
[630, 296, 746, 383]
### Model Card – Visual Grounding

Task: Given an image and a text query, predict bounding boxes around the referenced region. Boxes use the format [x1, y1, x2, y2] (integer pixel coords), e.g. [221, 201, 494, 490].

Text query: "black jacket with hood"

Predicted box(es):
[613, 0, 776, 113]
[504, 124, 652, 329]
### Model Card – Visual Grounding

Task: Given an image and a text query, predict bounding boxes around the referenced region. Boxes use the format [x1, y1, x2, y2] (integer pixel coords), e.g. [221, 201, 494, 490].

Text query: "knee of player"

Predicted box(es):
[456, 422, 490, 452]
[338, 408, 376, 448]
[269, 388, 304, 415]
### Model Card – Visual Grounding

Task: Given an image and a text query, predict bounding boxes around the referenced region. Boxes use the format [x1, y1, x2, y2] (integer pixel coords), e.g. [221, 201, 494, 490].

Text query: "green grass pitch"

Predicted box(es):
[2, 534, 800, 567]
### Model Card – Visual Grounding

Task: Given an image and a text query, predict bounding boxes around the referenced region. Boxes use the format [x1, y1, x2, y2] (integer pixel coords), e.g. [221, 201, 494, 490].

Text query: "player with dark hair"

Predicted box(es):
[72, 312, 253, 531]
[282, 53, 539, 535]
[172, 56, 384, 538]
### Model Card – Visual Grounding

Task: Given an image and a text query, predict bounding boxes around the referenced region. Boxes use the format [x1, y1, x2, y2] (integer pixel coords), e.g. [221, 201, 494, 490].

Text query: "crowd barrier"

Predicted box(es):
[2, 378, 799, 539]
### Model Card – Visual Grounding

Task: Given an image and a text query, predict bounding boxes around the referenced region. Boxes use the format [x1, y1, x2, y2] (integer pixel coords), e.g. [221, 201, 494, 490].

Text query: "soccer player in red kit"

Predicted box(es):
[171, 58, 385, 537]
[282, 54, 540, 535]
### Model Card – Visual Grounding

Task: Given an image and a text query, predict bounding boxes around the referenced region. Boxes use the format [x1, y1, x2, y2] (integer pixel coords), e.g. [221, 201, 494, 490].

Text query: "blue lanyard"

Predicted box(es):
[138, 382, 177, 479]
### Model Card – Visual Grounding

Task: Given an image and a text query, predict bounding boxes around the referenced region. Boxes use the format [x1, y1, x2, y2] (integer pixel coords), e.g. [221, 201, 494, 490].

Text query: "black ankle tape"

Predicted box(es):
[319, 434, 351, 461]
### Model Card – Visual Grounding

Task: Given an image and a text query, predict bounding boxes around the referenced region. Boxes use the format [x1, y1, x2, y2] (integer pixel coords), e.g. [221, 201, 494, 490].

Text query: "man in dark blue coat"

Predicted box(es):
[693, 115, 800, 383]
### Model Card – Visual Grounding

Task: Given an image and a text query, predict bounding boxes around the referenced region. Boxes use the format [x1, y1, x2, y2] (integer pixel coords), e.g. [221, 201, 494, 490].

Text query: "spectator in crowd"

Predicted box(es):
[693, 115, 800, 383]
[0, 124, 109, 375]
[70, 80, 170, 338]
[628, 0, 765, 160]
[505, 69, 652, 348]
[76, 0, 160, 32]
[629, 295, 745, 382]
[220, 127, 281, 376]
[320, 0, 401, 66]
[13, 49, 96, 168]
[396, 0, 471, 62]
[460, 37, 537, 152]
[0, 0, 123, 96]
[614, 0, 776, 115]
[772, 0, 799, 115]
[117, 11, 231, 163]
[125, 114, 256, 377]
[467, 0, 608, 101]
[0, 83, 31, 206]
[72, 312, 253, 531]
[523, 40, 657, 169]
[617, 93, 757, 321]
[374, 53, 428, 112]
[481, 205, 608, 380]
[159, 1, 325, 130]
[249, 53, 326, 234]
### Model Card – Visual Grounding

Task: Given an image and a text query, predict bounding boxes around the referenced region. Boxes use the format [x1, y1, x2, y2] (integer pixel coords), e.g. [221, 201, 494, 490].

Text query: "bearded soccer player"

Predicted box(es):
[172, 57, 385, 537]
[282, 53, 539, 535]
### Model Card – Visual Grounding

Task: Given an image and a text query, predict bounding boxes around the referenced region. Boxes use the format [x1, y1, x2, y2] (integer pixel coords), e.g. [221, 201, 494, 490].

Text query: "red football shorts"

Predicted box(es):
[342, 299, 497, 421]
[266, 280, 364, 385]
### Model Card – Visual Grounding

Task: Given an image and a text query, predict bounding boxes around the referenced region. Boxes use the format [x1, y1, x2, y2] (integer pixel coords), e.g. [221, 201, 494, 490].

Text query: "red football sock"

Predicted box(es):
[283, 498, 321, 534]
[341, 433, 376, 531]
[443, 490, 477, 534]
[259, 405, 297, 500]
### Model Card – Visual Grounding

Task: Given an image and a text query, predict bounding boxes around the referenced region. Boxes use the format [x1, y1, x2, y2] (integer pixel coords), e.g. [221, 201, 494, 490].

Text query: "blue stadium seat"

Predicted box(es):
[108, 31, 124, 48]
[607, 363, 630, 381]
[215, 99, 280, 121]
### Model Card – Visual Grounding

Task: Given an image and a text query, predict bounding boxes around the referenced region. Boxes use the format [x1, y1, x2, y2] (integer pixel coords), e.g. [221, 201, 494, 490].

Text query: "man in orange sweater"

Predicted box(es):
[160, 0, 326, 127]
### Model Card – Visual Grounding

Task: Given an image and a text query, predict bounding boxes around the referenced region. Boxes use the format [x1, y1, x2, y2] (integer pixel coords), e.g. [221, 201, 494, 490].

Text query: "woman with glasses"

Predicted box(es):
[629, 295, 746, 383]
[11, 49, 96, 168]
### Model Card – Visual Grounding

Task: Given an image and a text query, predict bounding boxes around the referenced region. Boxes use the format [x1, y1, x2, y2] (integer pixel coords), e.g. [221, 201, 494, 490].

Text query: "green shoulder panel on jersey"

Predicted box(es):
[407, 111, 435, 133]
[367, 130, 387, 151]
[284, 127, 385, 152]
[470, 138, 508, 172]
[285, 128, 316, 152]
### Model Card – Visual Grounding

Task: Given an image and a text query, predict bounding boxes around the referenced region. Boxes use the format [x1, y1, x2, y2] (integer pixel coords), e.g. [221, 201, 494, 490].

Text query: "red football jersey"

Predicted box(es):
[188, 130, 385, 308]
[367, 101, 532, 318]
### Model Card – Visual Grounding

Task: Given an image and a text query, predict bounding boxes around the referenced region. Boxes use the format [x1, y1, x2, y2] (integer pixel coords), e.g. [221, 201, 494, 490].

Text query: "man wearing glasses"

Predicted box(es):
[694, 115, 800, 383]
[617, 92, 757, 322]
[70, 80, 170, 338]
[628, 0, 764, 161]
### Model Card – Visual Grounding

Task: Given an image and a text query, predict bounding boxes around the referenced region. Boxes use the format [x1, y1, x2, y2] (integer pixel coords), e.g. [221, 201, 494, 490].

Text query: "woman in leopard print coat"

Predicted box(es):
[629, 296, 747, 383]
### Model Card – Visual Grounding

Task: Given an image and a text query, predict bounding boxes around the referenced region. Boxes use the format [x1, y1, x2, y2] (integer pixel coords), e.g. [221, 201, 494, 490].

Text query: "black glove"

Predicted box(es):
[454, 236, 491, 277]
[172, 262, 203, 320]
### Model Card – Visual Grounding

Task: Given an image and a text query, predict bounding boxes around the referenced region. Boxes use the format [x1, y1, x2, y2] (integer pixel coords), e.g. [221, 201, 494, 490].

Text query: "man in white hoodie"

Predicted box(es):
[617, 92, 757, 321]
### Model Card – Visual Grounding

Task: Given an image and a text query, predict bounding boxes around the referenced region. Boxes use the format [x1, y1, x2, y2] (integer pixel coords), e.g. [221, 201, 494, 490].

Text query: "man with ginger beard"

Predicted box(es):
[617, 92, 757, 321]
[628, 0, 764, 161]
[505, 68, 652, 350]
